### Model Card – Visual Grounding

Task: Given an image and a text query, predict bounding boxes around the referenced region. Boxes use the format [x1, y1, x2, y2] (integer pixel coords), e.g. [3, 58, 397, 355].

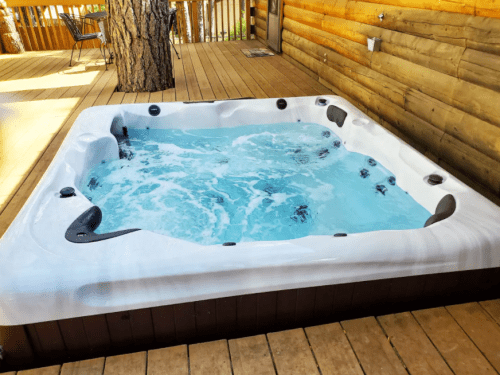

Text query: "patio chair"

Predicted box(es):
[59, 13, 109, 69]
[168, 8, 180, 59]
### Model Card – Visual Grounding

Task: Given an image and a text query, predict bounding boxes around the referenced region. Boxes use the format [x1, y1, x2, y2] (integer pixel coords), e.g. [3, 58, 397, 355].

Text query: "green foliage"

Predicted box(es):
[92, 4, 106, 12]
[224, 11, 247, 41]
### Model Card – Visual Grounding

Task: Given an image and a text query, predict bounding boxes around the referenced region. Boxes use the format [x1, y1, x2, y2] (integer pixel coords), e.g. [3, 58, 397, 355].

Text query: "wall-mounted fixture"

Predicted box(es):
[378, 13, 384, 21]
[367, 37, 382, 52]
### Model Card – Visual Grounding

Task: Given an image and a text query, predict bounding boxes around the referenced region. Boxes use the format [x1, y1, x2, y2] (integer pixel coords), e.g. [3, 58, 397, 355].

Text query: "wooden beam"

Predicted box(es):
[245, 0, 250, 39]
[6, 0, 103, 6]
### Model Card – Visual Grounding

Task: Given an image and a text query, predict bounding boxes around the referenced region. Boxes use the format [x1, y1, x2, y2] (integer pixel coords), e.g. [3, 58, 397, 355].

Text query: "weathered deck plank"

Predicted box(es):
[305, 323, 364, 375]
[201, 43, 241, 98]
[479, 299, 500, 324]
[135, 91, 151, 104]
[189, 340, 232, 375]
[223, 42, 280, 98]
[193, 43, 229, 100]
[0, 65, 115, 233]
[186, 43, 216, 100]
[377, 312, 453, 375]
[103, 352, 146, 375]
[412, 307, 497, 375]
[172, 43, 188, 102]
[228, 335, 275, 375]
[149, 91, 164, 103]
[60, 358, 105, 375]
[341, 317, 408, 375]
[17, 365, 61, 375]
[267, 328, 320, 375]
[147, 346, 188, 375]
[215, 43, 267, 98]
[180, 44, 203, 101]
[446, 303, 500, 372]
[232, 41, 295, 97]
[108, 91, 125, 105]
[208, 43, 254, 98]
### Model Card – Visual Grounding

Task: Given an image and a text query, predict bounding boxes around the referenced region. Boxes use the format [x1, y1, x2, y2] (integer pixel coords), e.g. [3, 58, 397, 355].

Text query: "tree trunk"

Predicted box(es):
[197, 0, 203, 41]
[0, 0, 25, 53]
[107, 0, 174, 92]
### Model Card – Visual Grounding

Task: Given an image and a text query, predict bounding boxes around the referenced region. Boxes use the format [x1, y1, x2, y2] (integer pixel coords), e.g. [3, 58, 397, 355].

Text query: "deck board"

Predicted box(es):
[103, 352, 146, 375]
[23, 50, 95, 102]
[305, 323, 364, 375]
[341, 317, 408, 375]
[479, 299, 500, 324]
[193, 43, 228, 100]
[0, 65, 115, 234]
[223, 42, 280, 98]
[149, 91, 164, 103]
[215, 43, 267, 98]
[228, 335, 276, 375]
[208, 43, 254, 98]
[122, 92, 138, 104]
[172, 44, 188, 102]
[201, 43, 241, 98]
[135, 91, 151, 104]
[147, 346, 188, 375]
[236, 40, 306, 97]
[60, 358, 105, 375]
[267, 328, 320, 375]
[108, 91, 125, 105]
[180, 44, 203, 101]
[412, 307, 497, 375]
[162, 88, 176, 102]
[189, 340, 232, 375]
[186, 44, 216, 100]
[445, 303, 500, 372]
[233, 41, 295, 97]
[17, 365, 61, 375]
[377, 312, 454, 375]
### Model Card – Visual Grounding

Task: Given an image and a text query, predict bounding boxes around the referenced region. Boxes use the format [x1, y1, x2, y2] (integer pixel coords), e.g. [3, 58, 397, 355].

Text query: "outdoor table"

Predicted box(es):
[83, 11, 108, 44]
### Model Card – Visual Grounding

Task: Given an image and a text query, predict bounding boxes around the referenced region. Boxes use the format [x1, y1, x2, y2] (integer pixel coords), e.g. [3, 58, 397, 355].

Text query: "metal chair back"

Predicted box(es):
[59, 13, 84, 42]
[58, 12, 109, 69]
[168, 8, 178, 35]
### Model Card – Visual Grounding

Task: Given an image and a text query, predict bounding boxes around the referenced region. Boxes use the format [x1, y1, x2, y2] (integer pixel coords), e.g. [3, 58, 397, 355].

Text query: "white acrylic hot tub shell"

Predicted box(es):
[1, 96, 499, 326]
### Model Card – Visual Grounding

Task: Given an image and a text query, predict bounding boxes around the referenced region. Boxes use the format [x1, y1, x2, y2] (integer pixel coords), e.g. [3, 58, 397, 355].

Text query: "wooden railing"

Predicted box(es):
[5, 0, 253, 52]
[169, 0, 251, 44]
[6, 0, 105, 51]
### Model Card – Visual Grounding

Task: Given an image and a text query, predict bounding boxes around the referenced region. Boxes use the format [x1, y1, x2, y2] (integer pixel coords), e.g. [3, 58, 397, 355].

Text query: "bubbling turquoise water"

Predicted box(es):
[79, 123, 430, 245]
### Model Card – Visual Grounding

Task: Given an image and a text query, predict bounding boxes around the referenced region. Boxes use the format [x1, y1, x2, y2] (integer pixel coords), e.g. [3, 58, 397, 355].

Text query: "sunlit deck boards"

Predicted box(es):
[0, 48, 116, 234]
[5, 300, 500, 375]
[0, 40, 333, 238]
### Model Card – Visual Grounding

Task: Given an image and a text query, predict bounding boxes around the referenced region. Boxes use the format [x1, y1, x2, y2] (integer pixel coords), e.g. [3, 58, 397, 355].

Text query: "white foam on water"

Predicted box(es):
[80, 123, 431, 245]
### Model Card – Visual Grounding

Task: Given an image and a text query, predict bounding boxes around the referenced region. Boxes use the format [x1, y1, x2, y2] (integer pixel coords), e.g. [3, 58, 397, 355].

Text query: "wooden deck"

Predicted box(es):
[0, 40, 333, 237]
[3, 42, 500, 375]
[1, 299, 499, 374]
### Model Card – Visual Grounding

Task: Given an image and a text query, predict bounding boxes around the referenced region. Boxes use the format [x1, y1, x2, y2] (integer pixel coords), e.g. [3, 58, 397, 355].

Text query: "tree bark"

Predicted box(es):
[107, 0, 174, 92]
[197, 0, 203, 41]
[0, 0, 25, 54]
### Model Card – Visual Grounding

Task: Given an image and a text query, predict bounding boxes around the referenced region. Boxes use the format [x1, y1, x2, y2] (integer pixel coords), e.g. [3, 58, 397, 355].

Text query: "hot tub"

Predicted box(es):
[1, 96, 500, 368]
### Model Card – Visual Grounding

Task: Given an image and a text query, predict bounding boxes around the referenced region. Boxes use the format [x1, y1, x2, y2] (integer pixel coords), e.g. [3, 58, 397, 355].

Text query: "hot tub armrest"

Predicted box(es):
[65, 206, 140, 243]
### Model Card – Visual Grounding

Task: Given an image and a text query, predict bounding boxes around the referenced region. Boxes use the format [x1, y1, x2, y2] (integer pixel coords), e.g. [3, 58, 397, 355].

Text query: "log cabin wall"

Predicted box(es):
[280, 0, 500, 205]
[254, 0, 267, 43]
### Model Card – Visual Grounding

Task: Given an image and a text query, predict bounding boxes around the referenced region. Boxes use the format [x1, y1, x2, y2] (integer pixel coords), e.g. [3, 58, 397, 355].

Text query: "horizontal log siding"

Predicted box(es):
[254, 0, 266, 43]
[283, 0, 500, 20]
[281, 0, 500, 203]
